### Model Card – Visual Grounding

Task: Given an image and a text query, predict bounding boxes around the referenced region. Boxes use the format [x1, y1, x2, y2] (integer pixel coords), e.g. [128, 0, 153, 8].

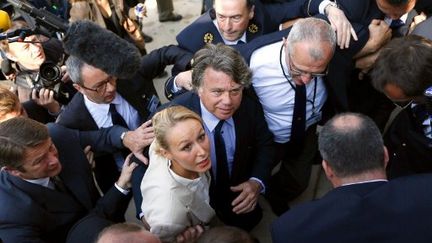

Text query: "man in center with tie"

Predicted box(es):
[153, 43, 275, 231]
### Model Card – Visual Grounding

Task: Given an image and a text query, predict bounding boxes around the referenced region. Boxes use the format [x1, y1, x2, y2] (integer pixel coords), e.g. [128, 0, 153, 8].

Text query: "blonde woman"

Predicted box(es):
[140, 106, 215, 242]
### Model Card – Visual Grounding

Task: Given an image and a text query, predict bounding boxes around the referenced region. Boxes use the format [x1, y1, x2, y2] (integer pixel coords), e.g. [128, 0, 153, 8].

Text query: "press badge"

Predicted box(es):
[147, 95, 160, 113]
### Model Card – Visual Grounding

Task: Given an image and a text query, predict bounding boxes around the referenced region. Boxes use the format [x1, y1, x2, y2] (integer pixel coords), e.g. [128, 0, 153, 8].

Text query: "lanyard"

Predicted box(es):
[279, 44, 317, 113]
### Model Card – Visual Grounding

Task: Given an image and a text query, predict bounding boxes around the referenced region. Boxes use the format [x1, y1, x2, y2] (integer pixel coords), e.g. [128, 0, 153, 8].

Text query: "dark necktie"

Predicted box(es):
[51, 176, 67, 193]
[390, 19, 404, 29]
[109, 103, 128, 128]
[237, 40, 245, 45]
[290, 85, 307, 147]
[214, 120, 230, 186]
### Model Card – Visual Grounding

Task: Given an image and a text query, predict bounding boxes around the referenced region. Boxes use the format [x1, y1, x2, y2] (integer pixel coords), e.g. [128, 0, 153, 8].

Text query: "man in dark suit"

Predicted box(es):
[0, 117, 137, 243]
[148, 44, 275, 230]
[272, 112, 432, 243]
[371, 35, 432, 178]
[176, 0, 310, 53]
[56, 21, 192, 192]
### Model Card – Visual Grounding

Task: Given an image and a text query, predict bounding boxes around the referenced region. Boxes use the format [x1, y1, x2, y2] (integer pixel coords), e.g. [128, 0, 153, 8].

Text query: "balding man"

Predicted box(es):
[272, 113, 432, 243]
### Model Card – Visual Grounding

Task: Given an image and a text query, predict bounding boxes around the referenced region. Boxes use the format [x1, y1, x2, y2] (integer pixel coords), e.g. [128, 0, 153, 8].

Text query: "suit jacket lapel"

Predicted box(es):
[8, 173, 85, 213]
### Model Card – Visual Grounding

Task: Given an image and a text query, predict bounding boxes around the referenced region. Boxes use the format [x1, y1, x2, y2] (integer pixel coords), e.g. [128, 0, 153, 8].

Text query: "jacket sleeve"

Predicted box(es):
[46, 123, 127, 153]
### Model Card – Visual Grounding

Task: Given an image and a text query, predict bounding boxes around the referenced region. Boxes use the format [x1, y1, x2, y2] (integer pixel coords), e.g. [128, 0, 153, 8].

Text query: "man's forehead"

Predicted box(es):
[214, 0, 249, 11]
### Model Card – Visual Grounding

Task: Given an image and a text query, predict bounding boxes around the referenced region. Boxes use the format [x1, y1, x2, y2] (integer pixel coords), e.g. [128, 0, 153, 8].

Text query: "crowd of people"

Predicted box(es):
[0, 0, 432, 242]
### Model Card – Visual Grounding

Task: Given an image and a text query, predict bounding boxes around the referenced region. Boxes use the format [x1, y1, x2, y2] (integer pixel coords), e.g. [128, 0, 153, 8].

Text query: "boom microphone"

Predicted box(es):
[6, 0, 68, 33]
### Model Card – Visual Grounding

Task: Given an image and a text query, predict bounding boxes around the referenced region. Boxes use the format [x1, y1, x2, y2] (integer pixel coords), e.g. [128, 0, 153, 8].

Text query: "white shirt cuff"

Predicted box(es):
[114, 183, 130, 195]
[319, 0, 333, 15]
[250, 177, 265, 194]
[171, 75, 182, 93]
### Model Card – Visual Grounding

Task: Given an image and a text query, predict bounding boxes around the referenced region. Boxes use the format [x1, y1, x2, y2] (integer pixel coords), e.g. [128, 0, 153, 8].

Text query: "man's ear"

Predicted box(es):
[322, 160, 334, 179]
[73, 83, 84, 93]
[3, 166, 22, 177]
[249, 5, 255, 20]
[383, 146, 389, 169]
[4, 52, 17, 62]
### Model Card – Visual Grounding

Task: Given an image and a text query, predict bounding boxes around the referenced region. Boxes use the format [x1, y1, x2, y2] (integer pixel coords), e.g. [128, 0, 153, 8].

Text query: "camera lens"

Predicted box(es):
[40, 62, 61, 82]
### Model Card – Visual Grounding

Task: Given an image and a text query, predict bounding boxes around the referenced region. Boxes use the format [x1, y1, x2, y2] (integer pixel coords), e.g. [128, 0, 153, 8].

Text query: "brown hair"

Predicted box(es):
[0, 117, 49, 170]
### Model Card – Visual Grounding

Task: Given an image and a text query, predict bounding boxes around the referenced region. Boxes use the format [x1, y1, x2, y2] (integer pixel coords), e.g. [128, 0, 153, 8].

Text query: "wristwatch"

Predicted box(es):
[325, 1, 339, 16]
[120, 132, 127, 141]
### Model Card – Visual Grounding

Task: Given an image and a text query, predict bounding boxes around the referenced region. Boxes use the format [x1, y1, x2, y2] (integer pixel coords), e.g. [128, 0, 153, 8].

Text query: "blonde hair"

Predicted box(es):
[0, 87, 20, 119]
[152, 106, 203, 153]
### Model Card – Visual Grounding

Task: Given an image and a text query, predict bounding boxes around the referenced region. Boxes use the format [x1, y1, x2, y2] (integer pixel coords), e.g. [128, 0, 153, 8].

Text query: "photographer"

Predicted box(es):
[0, 18, 75, 122]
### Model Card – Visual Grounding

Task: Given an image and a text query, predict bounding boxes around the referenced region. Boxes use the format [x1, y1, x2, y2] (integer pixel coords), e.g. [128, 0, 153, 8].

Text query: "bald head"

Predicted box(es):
[318, 113, 386, 178]
[96, 223, 161, 243]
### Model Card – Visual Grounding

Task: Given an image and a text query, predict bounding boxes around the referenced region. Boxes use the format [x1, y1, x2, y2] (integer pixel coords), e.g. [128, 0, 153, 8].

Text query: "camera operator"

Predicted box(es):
[0, 18, 75, 122]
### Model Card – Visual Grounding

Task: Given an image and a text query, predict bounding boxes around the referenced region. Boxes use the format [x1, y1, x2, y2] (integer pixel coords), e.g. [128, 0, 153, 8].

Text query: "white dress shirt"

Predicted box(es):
[249, 41, 327, 143]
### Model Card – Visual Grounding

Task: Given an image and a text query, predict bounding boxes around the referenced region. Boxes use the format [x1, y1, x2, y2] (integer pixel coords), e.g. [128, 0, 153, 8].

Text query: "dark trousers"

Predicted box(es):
[266, 125, 320, 208]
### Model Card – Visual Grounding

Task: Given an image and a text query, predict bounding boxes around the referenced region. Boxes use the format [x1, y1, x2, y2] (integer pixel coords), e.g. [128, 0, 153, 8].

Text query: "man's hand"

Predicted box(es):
[176, 225, 204, 243]
[116, 154, 139, 190]
[326, 5, 358, 49]
[174, 70, 193, 91]
[230, 180, 261, 214]
[31, 88, 61, 115]
[122, 120, 154, 163]
[367, 19, 391, 53]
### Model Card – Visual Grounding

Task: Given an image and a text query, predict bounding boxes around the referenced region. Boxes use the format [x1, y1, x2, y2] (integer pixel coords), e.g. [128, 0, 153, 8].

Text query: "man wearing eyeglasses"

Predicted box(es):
[237, 18, 336, 215]
[56, 21, 192, 193]
[371, 35, 432, 179]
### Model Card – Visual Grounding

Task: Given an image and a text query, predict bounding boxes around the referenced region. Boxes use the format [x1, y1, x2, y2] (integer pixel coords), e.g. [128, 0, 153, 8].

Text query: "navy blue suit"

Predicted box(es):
[176, 0, 309, 53]
[272, 174, 432, 243]
[135, 91, 275, 230]
[0, 124, 130, 243]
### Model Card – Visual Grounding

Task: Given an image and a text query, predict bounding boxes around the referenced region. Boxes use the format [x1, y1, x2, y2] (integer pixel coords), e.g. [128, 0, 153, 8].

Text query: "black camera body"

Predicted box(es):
[33, 62, 70, 104]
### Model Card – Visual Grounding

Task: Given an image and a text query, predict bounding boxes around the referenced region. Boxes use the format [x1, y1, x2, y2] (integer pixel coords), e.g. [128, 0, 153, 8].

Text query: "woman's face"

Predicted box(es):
[161, 119, 211, 179]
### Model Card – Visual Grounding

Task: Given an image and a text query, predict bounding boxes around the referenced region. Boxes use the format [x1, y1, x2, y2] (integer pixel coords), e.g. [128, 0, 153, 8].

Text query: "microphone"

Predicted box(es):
[0, 10, 11, 32]
[6, 0, 69, 33]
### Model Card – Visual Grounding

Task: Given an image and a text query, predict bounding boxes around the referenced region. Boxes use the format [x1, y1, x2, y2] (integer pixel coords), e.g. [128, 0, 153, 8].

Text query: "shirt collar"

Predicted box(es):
[341, 179, 388, 187]
[83, 92, 121, 116]
[199, 100, 234, 132]
[384, 12, 409, 25]
[24, 177, 50, 188]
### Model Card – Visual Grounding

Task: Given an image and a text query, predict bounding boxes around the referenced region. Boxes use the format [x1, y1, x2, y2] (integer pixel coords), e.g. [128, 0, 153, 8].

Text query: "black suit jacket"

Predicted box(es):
[164, 92, 274, 186]
[272, 174, 432, 243]
[176, 0, 309, 53]
[149, 92, 275, 229]
[57, 45, 193, 129]
[384, 107, 432, 178]
[0, 124, 130, 243]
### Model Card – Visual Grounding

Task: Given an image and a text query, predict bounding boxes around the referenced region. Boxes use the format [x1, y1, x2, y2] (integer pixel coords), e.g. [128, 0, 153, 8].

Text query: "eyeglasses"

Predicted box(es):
[80, 76, 116, 94]
[288, 53, 328, 79]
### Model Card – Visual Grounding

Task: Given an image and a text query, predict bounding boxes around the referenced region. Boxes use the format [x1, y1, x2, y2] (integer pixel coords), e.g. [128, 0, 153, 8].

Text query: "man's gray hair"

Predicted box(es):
[287, 18, 336, 60]
[65, 55, 85, 85]
[191, 43, 252, 90]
